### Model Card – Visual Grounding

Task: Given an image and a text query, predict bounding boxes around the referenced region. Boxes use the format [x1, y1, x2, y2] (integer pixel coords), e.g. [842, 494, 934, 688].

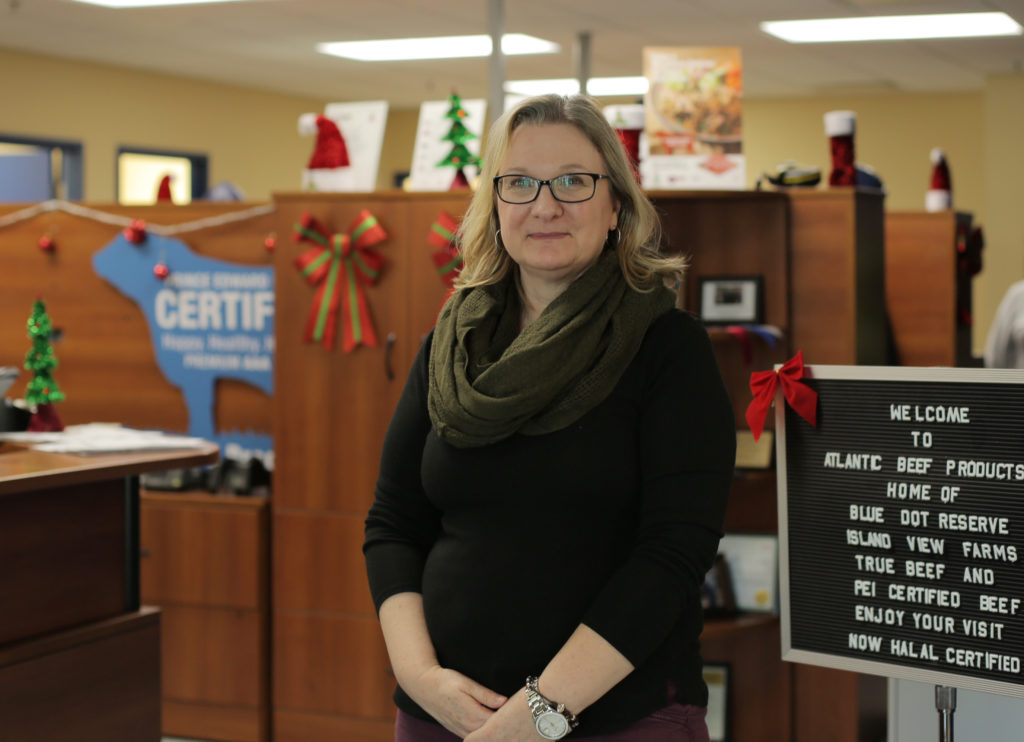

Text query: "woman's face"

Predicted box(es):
[495, 123, 619, 288]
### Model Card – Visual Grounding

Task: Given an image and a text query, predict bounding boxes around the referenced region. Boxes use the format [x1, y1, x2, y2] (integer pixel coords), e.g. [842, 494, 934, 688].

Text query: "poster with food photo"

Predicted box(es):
[642, 46, 744, 189]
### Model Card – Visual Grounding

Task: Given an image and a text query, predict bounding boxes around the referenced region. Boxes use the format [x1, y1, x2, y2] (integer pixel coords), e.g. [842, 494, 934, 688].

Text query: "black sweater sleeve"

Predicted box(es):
[581, 311, 736, 667]
[363, 332, 441, 612]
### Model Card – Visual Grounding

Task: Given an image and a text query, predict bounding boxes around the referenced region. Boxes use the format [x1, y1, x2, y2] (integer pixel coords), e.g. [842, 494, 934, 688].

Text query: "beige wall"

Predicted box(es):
[2, 47, 1021, 353]
[0, 48, 324, 202]
[981, 75, 1024, 356]
[743, 93, 984, 216]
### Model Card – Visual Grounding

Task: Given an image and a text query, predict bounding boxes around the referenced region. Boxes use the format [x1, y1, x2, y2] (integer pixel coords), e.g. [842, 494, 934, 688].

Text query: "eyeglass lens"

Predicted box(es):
[496, 174, 598, 203]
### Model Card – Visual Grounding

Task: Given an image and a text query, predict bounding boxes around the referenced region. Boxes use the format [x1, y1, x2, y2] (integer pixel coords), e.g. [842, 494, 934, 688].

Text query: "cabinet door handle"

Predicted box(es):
[385, 332, 397, 381]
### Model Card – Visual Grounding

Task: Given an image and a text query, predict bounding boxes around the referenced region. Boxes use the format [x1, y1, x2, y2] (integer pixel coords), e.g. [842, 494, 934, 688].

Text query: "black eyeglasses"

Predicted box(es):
[493, 172, 610, 204]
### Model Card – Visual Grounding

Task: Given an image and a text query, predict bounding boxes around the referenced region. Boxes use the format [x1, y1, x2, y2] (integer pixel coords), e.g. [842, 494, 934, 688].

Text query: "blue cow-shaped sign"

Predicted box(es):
[93, 232, 274, 466]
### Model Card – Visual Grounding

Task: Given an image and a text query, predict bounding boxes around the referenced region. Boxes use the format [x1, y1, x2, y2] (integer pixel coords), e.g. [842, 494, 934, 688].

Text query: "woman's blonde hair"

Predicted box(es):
[455, 94, 686, 292]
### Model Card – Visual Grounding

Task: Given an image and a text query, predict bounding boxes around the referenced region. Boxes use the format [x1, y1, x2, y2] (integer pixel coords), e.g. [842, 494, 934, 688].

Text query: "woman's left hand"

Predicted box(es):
[463, 687, 538, 741]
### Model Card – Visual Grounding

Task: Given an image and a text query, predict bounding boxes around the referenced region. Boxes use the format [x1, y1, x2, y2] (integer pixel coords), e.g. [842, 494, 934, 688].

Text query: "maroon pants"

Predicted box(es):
[395, 704, 710, 741]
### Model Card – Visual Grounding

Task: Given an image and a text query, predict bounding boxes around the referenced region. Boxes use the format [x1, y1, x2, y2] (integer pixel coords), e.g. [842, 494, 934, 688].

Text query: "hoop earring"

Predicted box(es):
[495, 229, 504, 250]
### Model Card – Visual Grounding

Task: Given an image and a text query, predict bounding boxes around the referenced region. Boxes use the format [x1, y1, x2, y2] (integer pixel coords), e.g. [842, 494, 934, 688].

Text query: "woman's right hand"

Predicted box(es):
[403, 664, 508, 738]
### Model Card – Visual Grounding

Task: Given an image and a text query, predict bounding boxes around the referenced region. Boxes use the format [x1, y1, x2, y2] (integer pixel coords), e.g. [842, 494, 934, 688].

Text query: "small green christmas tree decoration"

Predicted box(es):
[24, 298, 65, 431]
[437, 91, 483, 190]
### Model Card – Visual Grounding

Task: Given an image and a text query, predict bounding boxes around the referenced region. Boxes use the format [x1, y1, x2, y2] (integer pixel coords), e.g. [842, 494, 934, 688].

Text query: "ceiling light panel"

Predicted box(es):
[761, 12, 1023, 43]
[317, 34, 559, 62]
[504, 77, 649, 97]
[70, 0, 252, 7]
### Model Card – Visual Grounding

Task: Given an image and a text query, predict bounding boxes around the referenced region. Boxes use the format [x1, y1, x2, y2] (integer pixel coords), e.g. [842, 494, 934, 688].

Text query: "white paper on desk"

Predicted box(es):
[717, 534, 778, 612]
[11, 423, 211, 454]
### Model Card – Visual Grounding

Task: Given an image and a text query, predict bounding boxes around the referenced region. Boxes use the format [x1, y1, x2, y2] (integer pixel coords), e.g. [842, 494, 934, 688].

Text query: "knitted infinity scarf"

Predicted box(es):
[427, 250, 675, 448]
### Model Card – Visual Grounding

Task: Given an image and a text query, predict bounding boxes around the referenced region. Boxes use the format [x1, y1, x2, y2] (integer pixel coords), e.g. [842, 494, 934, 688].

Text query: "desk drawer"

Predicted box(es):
[140, 493, 266, 609]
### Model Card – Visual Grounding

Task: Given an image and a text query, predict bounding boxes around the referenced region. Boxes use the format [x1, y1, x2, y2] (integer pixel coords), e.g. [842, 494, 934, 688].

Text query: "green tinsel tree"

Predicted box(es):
[437, 91, 482, 189]
[24, 299, 65, 430]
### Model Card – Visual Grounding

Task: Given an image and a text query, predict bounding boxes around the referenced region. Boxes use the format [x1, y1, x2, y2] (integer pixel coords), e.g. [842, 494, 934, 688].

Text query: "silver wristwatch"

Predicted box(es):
[525, 675, 579, 740]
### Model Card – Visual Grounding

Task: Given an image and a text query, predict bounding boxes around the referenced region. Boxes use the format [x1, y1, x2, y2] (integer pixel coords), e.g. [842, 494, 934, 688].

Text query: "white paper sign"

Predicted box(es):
[408, 98, 486, 191]
[717, 534, 778, 612]
[302, 100, 389, 192]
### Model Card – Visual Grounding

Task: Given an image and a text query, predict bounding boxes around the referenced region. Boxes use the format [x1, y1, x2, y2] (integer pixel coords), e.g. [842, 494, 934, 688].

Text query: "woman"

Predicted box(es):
[364, 94, 735, 741]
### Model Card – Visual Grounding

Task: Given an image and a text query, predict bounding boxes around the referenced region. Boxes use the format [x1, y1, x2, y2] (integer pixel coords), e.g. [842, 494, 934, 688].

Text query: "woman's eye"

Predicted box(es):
[509, 177, 535, 189]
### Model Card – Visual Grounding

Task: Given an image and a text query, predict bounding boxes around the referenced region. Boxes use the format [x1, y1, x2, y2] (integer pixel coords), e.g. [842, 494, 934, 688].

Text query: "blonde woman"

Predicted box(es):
[365, 94, 735, 742]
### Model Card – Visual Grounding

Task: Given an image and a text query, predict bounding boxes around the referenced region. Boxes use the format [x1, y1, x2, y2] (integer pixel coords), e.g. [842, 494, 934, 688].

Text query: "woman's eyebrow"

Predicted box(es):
[500, 163, 592, 174]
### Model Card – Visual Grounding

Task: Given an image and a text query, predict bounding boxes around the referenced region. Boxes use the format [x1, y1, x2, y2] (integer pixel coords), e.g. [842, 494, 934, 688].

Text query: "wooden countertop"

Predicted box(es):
[0, 441, 220, 496]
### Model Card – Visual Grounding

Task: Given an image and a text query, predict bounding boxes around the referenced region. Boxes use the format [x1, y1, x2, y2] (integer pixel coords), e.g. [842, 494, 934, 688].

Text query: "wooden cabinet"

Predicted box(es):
[0, 443, 217, 742]
[270, 192, 470, 741]
[140, 491, 270, 742]
[788, 188, 889, 365]
[885, 210, 976, 367]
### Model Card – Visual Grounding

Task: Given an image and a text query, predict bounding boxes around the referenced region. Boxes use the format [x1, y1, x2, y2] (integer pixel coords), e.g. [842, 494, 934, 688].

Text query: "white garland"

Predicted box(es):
[0, 199, 276, 236]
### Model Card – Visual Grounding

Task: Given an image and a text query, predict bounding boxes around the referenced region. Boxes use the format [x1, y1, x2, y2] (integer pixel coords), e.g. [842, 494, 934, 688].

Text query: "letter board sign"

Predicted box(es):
[777, 365, 1024, 698]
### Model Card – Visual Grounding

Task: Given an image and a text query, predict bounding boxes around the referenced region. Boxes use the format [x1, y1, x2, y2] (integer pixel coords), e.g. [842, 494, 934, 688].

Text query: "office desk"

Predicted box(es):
[0, 441, 218, 742]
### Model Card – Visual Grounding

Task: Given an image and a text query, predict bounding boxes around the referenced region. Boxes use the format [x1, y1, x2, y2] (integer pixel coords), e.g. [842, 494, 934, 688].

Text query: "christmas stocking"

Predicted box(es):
[824, 110, 857, 187]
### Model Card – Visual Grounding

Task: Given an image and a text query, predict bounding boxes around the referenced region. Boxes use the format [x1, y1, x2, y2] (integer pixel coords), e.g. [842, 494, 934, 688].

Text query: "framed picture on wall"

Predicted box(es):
[702, 663, 730, 742]
[698, 275, 764, 325]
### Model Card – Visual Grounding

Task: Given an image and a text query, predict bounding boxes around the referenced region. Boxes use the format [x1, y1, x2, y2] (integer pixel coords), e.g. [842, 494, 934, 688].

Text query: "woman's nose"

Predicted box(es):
[531, 183, 564, 215]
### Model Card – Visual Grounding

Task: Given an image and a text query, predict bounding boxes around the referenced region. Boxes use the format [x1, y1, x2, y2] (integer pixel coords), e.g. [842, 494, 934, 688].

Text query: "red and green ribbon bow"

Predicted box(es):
[744, 350, 818, 441]
[292, 209, 387, 352]
[428, 210, 462, 288]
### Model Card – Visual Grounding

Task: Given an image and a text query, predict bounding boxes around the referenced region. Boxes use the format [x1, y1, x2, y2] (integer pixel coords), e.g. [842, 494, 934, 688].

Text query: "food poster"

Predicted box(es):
[642, 47, 744, 189]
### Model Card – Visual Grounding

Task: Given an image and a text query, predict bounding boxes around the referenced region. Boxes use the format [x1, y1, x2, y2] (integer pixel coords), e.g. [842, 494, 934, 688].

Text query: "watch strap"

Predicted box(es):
[525, 676, 579, 730]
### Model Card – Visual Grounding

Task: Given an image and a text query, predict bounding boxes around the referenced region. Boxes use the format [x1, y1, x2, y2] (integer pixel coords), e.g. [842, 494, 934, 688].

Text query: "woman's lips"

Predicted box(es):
[529, 232, 569, 239]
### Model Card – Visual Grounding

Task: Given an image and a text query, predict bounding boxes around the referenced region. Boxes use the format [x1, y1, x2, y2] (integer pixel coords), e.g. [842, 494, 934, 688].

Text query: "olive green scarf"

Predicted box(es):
[428, 250, 675, 448]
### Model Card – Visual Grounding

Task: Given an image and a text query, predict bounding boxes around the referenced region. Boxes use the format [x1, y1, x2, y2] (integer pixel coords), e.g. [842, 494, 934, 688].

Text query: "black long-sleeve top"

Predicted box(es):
[363, 309, 735, 736]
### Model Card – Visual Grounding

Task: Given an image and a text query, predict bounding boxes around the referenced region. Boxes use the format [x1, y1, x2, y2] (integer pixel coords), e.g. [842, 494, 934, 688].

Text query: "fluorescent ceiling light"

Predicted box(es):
[505, 79, 580, 96]
[71, 0, 250, 6]
[761, 12, 1022, 43]
[505, 77, 649, 97]
[317, 34, 559, 62]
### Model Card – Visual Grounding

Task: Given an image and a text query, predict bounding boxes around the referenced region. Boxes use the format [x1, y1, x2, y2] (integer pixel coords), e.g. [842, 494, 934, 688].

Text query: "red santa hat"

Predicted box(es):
[925, 147, 952, 212]
[298, 113, 351, 170]
[156, 174, 174, 203]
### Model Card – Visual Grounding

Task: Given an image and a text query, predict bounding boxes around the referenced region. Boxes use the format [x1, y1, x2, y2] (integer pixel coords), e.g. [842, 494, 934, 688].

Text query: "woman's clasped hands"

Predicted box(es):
[402, 664, 509, 739]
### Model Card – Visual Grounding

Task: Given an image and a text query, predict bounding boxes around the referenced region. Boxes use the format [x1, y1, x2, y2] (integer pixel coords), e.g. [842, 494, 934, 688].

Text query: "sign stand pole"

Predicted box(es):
[935, 685, 956, 742]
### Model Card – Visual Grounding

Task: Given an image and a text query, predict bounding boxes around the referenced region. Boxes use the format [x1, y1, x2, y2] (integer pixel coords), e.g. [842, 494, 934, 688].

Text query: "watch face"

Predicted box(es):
[536, 711, 569, 740]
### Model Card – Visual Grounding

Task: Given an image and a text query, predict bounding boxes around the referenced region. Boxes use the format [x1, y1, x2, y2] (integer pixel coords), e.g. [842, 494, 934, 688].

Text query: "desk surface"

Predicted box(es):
[0, 441, 220, 496]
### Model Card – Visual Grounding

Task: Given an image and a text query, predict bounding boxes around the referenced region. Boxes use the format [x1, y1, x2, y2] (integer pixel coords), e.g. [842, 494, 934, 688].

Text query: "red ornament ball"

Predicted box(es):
[153, 263, 170, 280]
[38, 235, 55, 251]
[124, 219, 148, 244]
[264, 235, 277, 251]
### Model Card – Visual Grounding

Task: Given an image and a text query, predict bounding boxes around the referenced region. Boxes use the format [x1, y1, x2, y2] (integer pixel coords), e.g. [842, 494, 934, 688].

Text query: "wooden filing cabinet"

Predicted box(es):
[140, 491, 270, 742]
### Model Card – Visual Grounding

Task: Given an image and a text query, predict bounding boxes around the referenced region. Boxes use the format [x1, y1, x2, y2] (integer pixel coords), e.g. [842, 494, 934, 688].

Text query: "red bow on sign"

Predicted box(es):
[744, 350, 818, 441]
[293, 210, 387, 352]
